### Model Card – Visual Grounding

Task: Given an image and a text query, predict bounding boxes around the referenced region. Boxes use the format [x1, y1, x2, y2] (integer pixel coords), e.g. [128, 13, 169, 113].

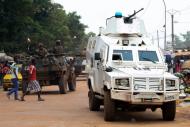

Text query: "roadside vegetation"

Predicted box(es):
[0, 0, 95, 54]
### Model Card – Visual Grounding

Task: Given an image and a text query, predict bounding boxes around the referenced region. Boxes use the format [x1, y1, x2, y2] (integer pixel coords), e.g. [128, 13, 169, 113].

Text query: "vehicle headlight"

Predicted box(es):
[166, 79, 175, 87]
[115, 78, 129, 87]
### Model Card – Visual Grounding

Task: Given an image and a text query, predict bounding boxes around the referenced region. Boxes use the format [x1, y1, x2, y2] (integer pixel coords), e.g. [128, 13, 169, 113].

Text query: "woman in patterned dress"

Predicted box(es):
[21, 59, 44, 101]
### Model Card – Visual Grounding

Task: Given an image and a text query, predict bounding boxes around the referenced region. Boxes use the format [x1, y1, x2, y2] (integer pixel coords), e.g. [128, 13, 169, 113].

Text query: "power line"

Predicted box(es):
[139, 0, 152, 18]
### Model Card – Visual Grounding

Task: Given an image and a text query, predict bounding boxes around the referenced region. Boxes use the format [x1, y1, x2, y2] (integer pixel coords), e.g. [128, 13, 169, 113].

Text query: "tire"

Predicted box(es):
[3, 83, 8, 91]
[3, 87, 8, 91]
[162, 101, 176, 121]
[104, 90, 115, 121]
[88, 87, 100, 111]
[68, 73, 76, 91]
[59, 75, 67, 94]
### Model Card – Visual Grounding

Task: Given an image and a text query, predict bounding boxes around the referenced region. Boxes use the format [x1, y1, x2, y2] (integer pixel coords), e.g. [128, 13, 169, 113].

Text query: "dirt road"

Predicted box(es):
[0, 79, 190, 127]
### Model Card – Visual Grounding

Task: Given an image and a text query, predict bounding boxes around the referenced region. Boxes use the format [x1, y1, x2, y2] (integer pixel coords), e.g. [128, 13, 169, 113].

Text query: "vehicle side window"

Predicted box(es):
[112, 54, 122, 60]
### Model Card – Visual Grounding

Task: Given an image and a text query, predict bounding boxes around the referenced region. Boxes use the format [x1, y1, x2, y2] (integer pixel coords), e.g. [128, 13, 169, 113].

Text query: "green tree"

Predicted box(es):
[0, 0, 87, 54]
[174, 35, 185, 49]
[66, 12, 87, 52]
[181, 31, 190, 48]
[0, 0, 34, 52]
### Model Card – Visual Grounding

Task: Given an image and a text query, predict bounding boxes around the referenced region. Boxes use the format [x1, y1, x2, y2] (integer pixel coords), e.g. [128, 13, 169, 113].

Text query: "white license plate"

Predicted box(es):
[135, 93, 159, 99]
[165, 94, 175, 101]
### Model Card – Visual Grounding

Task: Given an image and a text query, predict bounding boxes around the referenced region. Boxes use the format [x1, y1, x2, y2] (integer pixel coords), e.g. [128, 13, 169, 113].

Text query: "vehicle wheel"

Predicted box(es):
[162, 101, 176, 121]
[104, 90, 115, 121]
[88, 87, 100, 111]
[2, 82, 8, 91]
[59, 75, 67, 94]
[3, 87, 8, 91]
[68, 73, 76, 91]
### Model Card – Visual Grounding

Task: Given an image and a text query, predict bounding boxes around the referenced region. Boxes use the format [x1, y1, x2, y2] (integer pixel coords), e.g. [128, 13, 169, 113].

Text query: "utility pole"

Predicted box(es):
[167, 9, 178, 53]
[162, 0, 167, 50]
[171, 14, 174, 52]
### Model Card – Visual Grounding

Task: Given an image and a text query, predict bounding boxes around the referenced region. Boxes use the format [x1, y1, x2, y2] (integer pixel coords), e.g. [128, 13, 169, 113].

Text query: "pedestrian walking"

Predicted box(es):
[6, 62, 20, 100]
[21, 59, 44, 101]
[175, 59, 182, 72]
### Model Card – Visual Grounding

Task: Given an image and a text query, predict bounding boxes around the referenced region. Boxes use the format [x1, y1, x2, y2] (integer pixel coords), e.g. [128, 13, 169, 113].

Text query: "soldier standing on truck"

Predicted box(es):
[53, 40, 64, 54]
[36, 43, 49, 66]
[36, 43, 48, 58]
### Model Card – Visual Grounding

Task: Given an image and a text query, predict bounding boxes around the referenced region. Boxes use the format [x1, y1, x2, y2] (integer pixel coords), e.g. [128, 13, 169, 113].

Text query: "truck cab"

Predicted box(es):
[86, 11, 179, 121]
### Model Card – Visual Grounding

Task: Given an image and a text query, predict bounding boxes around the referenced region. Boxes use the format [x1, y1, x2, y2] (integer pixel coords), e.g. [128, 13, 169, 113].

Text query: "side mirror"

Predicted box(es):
[94, 53, 101, 60]
[105, 66, 113, 72]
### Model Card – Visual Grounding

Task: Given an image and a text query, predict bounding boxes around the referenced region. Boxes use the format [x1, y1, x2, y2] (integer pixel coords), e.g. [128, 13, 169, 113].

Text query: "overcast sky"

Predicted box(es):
[53, 0, 190, 48]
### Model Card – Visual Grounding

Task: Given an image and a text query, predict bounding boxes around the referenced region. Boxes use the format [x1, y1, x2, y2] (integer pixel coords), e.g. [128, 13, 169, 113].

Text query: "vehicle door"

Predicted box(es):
[94, 45, 108, 93]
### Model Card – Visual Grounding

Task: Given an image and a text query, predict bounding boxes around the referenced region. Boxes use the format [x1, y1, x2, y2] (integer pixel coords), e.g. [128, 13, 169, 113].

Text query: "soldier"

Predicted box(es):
[35, 43, 49, 66]
[36, 43, 48, 58]
[53, 40, 64, 54]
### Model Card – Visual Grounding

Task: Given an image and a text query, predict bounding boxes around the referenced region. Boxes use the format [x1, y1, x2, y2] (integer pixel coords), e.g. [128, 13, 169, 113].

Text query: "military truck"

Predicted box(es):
[22, 54, 76, 94]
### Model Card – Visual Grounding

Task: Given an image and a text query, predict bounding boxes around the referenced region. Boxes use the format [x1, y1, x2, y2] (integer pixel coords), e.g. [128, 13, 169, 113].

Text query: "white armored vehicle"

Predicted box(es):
[86, 9, 179, 121]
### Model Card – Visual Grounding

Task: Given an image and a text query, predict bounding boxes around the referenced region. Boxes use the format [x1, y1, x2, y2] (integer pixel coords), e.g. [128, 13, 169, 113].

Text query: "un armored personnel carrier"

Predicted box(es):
[22, 53, 76, 94]
[86, 9, 179, 121]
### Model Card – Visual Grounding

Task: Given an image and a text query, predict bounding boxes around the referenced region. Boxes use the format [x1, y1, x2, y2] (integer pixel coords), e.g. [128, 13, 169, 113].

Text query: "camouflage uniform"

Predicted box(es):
[53, 40, 64, 55]
[36, 43, 48, 57]
[36, 43, 49, 66]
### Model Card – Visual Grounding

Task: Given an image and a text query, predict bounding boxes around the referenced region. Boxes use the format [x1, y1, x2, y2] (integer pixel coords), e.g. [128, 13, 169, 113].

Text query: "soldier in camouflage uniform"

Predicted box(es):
[36, 43, 49, 66]
[36, 43, 48, 57]
[53, 40, 64, 55]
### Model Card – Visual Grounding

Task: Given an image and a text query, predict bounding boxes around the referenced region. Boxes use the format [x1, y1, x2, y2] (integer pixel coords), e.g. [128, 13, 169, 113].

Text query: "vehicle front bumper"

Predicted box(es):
[111, 89, 179, 105]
